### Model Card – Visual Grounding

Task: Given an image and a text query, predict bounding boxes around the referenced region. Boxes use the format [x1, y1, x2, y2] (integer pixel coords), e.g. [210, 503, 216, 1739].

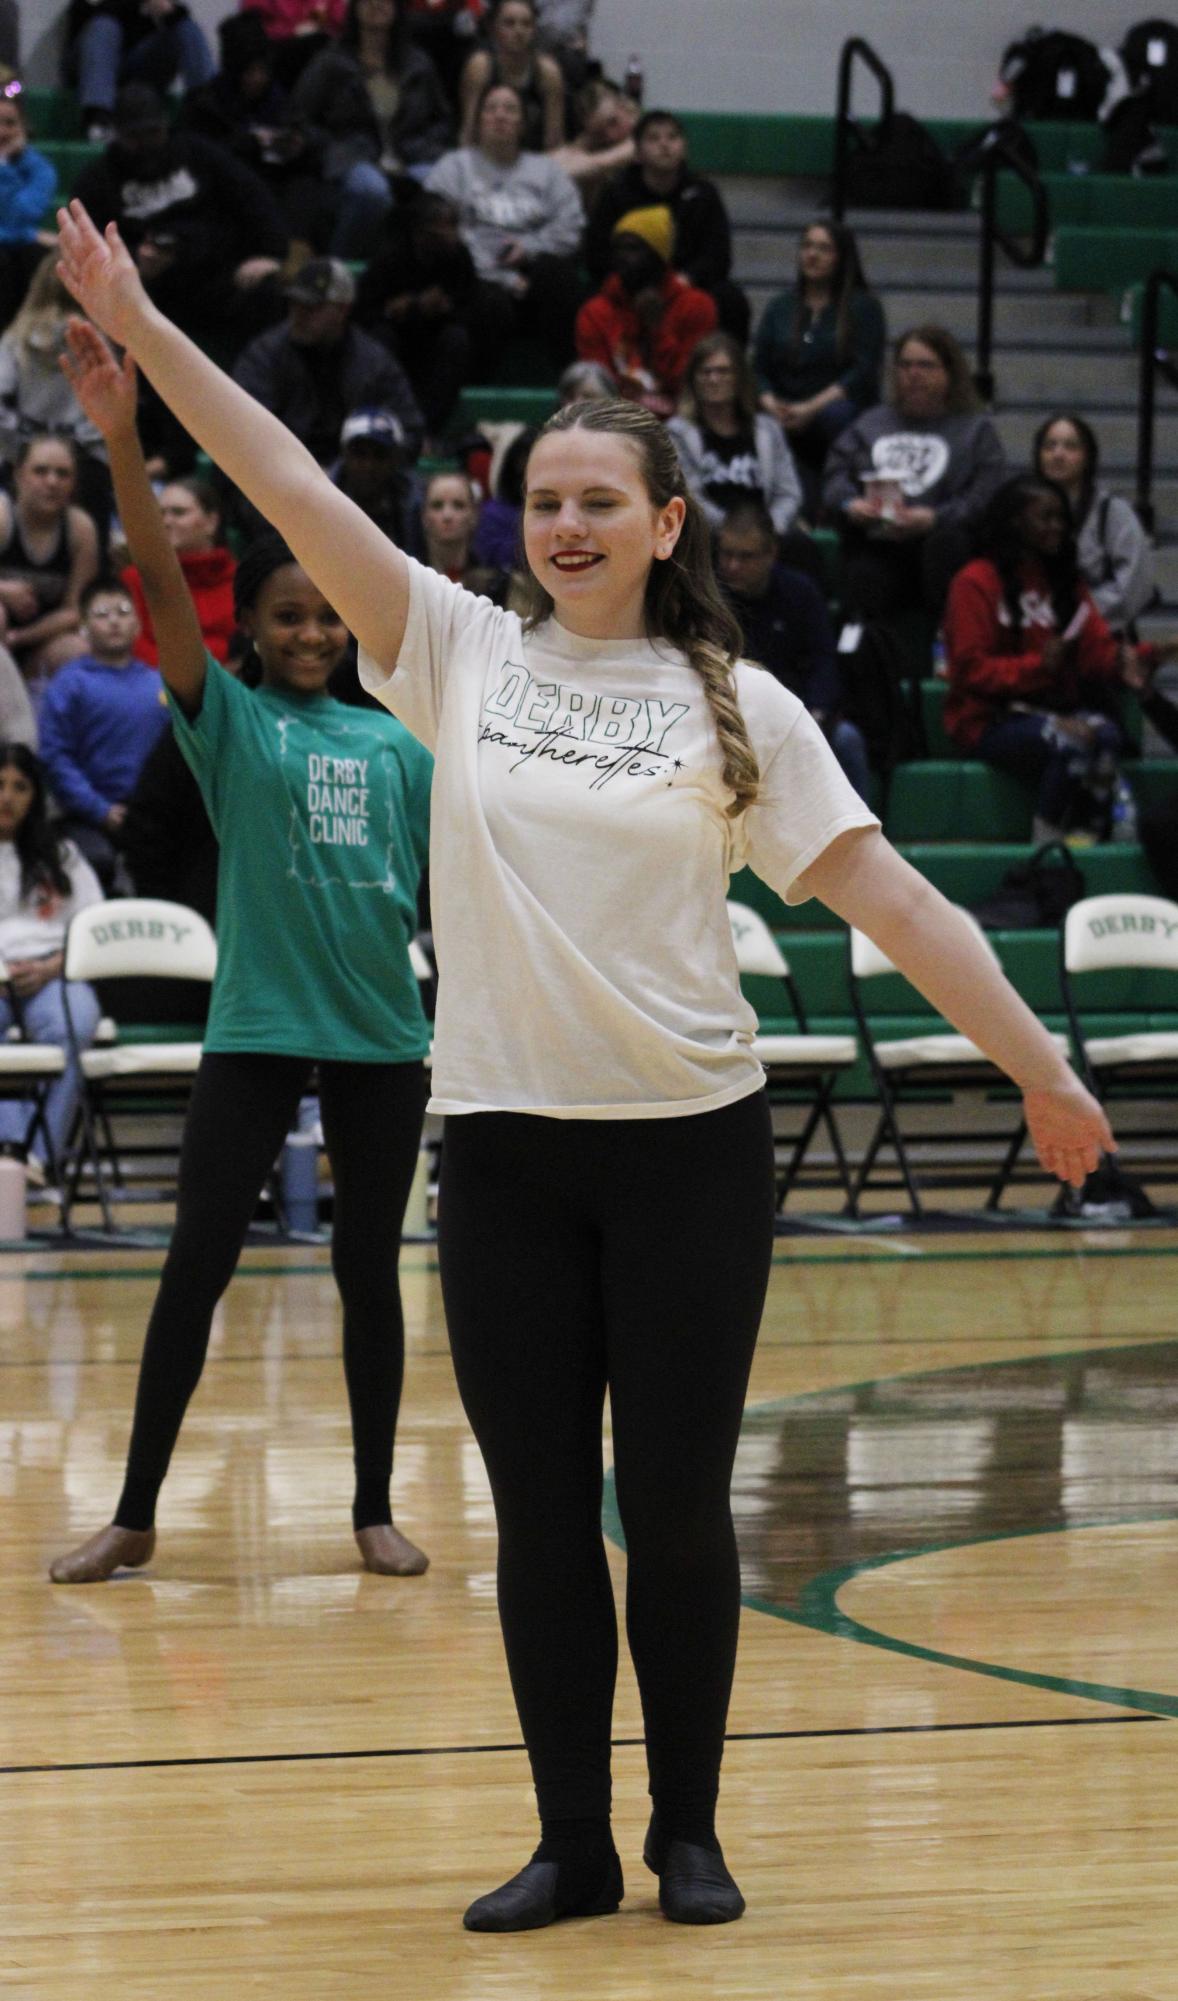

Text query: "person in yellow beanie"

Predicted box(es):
[573, 200, 717, 418]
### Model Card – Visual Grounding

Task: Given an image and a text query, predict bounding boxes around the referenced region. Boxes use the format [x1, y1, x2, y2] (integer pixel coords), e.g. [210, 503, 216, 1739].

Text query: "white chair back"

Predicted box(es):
[1064, 894, 1178, 976]
[851, 907, 998, 981]
[64, 900, 218, 983]
[726, 901, 790, 979]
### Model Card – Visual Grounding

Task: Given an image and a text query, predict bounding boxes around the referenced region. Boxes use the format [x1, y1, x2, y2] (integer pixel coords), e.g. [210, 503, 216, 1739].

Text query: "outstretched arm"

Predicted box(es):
[60, 319, 207, 715]
[796, 827, 1116, 1189]
[56, 201, 412, 675]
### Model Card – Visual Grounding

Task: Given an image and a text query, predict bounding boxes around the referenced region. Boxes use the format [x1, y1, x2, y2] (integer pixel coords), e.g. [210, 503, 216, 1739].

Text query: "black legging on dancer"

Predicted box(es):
[438, 1091, 776, 1844]
[113, 1053, 427, 1534]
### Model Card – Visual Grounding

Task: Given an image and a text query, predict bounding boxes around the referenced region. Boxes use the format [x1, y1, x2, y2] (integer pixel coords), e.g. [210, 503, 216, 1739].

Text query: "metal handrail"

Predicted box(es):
[831, 37, 894, 222]
[1135, 267, 1178, 533]
[974, 131, 1050, 405]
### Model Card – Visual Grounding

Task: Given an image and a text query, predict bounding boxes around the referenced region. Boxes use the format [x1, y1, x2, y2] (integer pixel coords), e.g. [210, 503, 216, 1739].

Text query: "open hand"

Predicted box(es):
[59, 318, 138, 443]
[1024, 1074, 1115, 1187]
[56, 201, 149, 350]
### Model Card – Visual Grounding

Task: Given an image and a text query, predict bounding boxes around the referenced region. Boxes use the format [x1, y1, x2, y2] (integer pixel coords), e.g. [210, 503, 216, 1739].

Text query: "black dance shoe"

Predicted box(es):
[462, 1851, 624, 1932]
[643, 1832, 745, 1925]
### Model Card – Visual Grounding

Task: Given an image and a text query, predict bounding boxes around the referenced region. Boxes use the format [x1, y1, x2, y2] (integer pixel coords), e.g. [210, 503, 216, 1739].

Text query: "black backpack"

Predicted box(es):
[969, 841, 1087, 929]
[1000, 29, 1114, 121]
[1121, 18, 1178, 122]
[843, 110, 956, 211]
[1101, 91, 1170, 174]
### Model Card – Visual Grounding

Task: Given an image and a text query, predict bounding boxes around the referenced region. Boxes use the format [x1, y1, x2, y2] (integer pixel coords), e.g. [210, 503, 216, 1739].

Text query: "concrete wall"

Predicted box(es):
[19, 1, 1164, 113]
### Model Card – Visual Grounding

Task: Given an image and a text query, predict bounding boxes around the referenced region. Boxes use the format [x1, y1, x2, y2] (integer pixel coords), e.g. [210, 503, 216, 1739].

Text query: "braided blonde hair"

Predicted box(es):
[517, 398, 760, 817]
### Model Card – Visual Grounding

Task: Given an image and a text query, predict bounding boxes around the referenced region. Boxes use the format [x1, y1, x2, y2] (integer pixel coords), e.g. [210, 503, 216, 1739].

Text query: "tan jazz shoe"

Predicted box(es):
[354, 1524, 429, 1576]
[49, 1524, 157, 1584]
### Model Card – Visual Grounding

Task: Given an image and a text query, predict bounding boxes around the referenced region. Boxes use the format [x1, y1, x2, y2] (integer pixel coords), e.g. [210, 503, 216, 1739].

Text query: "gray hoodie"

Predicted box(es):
[424, 146, 583, 286]
[822, 404, 1007, 529]
[1077, 485, 1156, 632]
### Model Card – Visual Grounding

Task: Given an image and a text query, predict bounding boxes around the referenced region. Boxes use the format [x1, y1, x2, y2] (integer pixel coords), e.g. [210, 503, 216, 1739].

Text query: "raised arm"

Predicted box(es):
[60, 319, 207, 714]
[795, 826, 1115, 1188]
[56, 202, 412, 675]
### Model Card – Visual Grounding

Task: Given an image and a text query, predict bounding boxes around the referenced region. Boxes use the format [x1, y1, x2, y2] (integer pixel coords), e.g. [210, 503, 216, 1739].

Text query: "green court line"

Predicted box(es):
[747, 1522, 1178, 1720]
[602, 1337, 1178, 1719]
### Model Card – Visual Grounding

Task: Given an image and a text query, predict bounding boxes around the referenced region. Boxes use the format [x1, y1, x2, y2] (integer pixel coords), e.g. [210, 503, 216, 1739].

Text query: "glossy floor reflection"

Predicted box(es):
[3, 1232, 1178, 1997]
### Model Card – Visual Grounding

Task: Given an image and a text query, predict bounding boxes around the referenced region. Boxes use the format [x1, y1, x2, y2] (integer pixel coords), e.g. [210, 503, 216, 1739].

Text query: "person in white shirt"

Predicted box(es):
[0, 741, 102, 1181]
[54, 195, 1113, 1936]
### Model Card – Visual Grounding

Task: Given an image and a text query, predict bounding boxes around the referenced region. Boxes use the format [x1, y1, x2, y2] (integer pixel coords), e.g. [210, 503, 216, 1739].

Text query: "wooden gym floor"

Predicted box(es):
[3, 1220, 1177, 1999]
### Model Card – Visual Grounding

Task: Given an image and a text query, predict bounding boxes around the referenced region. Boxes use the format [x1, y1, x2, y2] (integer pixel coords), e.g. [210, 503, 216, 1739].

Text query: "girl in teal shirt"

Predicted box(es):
[50, 323, 434, 1586]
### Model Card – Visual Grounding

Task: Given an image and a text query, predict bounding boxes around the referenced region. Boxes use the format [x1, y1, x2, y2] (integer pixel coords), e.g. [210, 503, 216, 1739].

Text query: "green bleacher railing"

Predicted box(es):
[974, 126, 1049, 404]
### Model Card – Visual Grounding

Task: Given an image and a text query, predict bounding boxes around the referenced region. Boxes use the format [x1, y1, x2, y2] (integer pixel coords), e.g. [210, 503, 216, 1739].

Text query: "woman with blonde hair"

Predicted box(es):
[55, 195, 1111, 1934]
[668, 330, 802, 538]
[0, 254, 106, 467]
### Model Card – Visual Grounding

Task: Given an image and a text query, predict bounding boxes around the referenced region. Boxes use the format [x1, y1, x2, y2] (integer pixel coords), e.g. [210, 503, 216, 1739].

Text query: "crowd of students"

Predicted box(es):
[0, 0, 1171, 1197]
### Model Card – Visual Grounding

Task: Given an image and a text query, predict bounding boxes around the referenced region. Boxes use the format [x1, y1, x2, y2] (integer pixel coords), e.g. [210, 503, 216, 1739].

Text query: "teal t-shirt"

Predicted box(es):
[168, 663, 433, 1063]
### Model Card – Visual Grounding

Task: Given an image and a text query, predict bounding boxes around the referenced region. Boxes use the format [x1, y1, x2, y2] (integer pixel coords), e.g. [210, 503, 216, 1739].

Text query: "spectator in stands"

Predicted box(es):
[293, 0, 453, 258]
[404, 0, 484, 103]
[755, 221, 885, 515]
[550, 79, 637, 201]
[356, 191, 482, 442]
[0, 257, 106, 470]
[426, 82, 583, 370]
[668, 332, 802, 540]
[557, 358, 612, 403]
[1122, 653, 1178, 896]
[0, 434, 101, 685]
[0, 742, 102, 1184]
[1033, 413, 1156, 637]
[419, 467, 509, 599]
[178, 13, 329, 249]
[70, 84, 288, 358]
[233, 257, 424, 470]
[121, 477, 237, 665]
[0, 642, 34, 746]
[943, 474, 1167, 842]
[459, 0, 565, 152]
[64, 0, 215, 140]
[0, 93, 56, 331]
[585, 110, 749, 343]
[716, 498, 870, 801]
[472, 422, 534, 566]
[332, 406, 413, 544]
[38, 575, 170, 885]
[575, 206, 715, 418]
[237, 0, 348, 87]
[824, 324, 1006, 627]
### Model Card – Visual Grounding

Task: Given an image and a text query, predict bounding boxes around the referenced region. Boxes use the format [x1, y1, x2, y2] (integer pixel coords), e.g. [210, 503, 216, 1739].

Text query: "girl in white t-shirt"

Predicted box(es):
[54, 199, 1114, 1935]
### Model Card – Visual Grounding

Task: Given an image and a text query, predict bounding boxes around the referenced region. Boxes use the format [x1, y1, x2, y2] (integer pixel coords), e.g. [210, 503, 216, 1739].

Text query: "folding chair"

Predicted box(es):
[848, 910, 1070, 1216]
[727, 901, 858, 1208]
[0, 956, 70, 1211]
[61, 899, 217, 1232]
[1060, 892, 1178, 1179]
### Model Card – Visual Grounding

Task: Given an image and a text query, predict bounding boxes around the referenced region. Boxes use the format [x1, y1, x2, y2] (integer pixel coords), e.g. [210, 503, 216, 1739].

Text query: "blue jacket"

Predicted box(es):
[0, 147, 57, 244]
[39, 655, 170, 826]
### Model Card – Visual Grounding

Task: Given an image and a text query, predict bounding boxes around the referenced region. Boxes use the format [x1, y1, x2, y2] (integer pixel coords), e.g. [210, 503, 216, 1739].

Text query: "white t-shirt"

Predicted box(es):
[0, 840, 103, 966]
[360, 561, 877, 1117]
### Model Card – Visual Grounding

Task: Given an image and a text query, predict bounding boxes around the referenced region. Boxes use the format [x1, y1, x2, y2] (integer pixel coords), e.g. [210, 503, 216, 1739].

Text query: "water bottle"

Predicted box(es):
[280, 1131, 320, 1235]
[1109, 777, 1139, 843]
[0, 1142, 27, 1241]
[930, 631, 949, 680]
[624, 53, 644, 103]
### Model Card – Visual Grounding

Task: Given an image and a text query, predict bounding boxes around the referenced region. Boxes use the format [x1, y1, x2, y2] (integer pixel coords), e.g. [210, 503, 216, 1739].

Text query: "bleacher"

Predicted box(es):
[20, 82, 1178, 1189]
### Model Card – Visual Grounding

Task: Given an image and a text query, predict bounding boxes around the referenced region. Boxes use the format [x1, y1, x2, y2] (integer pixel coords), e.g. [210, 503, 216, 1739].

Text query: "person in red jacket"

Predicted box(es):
[944, 473, 1166, 841]
[573, 204, 716, 420]
[121, 475, 237, 664]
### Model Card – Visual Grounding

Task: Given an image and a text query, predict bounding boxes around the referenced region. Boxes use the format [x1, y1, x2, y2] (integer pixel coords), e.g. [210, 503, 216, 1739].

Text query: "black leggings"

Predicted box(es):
[438, 1090, 775, 1828]
[114, 1053, 427, 1534]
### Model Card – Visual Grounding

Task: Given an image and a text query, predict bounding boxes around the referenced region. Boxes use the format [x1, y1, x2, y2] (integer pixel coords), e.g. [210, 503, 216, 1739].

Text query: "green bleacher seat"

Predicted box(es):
[885, 761, 1032, 842]
[998, 171, 1178, 237]
[23, 91, 84, 141]
[1123, 278, 1178, 347]
[39, 140, 102, 213]
[457, 385, 556, 428]
[1054, 225, 1178, 295]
